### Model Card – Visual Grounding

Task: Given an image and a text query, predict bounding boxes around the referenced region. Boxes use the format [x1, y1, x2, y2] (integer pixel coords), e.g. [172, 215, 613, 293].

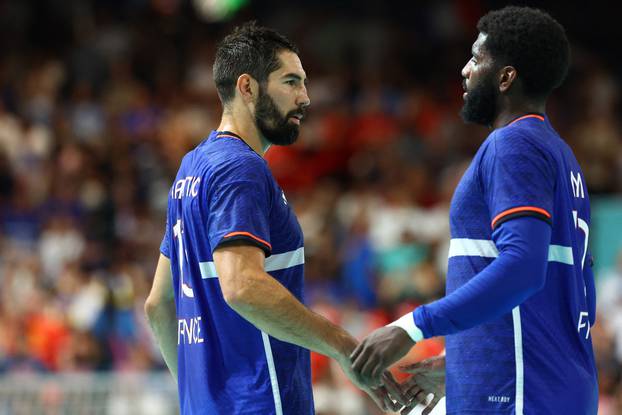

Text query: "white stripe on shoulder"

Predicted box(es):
[199, 247, 305, 279]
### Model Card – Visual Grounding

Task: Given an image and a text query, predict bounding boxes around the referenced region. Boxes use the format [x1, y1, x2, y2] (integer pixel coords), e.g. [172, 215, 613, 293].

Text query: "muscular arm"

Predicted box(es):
[214, 243, 404, 410]
[145, 254, 178, 380]
[214, 243, 356, 362]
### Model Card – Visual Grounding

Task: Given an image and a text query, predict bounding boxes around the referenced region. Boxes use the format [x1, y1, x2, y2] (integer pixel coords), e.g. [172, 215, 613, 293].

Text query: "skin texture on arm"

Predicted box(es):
[214, 243, 355, 361]
[145, 254, 179, 381]
[214, 242, 402, 411]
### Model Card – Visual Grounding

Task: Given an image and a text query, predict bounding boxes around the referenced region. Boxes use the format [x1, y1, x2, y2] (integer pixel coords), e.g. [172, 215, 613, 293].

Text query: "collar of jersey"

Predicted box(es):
[506, 113, 546, 126]
[213, 130, 259, 155]
[215, 130, 244, 140]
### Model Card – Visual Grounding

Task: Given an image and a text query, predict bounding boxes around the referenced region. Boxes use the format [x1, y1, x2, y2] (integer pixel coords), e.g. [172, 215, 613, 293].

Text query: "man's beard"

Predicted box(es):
[460, 72, 499, 126]
[255, 87, 304, 146]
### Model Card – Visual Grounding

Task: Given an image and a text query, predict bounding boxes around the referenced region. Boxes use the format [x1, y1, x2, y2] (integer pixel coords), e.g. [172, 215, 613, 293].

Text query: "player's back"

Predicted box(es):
[160, 131, 313, 415]
[446, 115, 598, 414]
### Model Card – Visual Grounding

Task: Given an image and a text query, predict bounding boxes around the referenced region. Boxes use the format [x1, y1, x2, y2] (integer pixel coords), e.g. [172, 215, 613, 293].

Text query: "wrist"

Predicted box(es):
[387, 312, 424, 343]
[332, 331, 357, 362]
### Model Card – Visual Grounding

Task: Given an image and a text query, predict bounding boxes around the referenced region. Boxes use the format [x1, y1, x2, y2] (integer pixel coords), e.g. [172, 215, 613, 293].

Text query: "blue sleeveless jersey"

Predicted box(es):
[160, 131, 313, 415]
[445, 114, 598, 414]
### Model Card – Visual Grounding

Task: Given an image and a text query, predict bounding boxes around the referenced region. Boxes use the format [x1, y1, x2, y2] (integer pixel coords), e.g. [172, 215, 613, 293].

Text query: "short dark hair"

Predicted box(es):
[477, 6, 570, 99]
[213, 22, 299, 104]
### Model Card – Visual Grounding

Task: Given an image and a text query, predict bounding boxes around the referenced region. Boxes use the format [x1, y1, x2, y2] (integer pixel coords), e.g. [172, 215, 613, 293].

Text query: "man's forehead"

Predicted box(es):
[472, 32, 488, 56]
[272, 50, 307, 79]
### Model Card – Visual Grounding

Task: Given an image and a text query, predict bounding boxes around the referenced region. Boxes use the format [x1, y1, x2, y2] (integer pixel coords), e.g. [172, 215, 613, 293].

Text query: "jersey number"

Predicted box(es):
[572, 210, 589, 271]
[573, 210, 592, 339]
[173, 219, 195, 298]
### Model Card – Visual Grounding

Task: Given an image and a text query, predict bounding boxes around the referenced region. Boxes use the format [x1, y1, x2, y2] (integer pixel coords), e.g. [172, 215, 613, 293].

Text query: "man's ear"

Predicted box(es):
[499, 66, 517, 93]
[236, 74, 258, 103]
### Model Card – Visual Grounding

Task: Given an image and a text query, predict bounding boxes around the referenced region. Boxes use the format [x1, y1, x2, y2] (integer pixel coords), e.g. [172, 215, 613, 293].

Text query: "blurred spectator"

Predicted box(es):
[39, 215, 85, 281]
[0, 1, 619, 413]
[598, 249, 622, 362]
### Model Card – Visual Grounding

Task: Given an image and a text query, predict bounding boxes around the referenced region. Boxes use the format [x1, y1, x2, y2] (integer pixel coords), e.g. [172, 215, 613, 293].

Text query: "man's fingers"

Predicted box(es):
[414, 389, 430, 406]
[350, 349, 368, 376]
[366, 387, 388, 412]
[378, 386, 401, 412]
[401, 374, 421, 391]
[350, 342, 365, 366]
[382, 372, 408, 406]
[405, 383, 429, 405]
[373, 385, 399, 412]
[359, 356, 383, 387]
[400, 399, 419, 415]
[400, 361, 430, 374]
[410, 376, 433, 391]
[371, 363, 387, 386]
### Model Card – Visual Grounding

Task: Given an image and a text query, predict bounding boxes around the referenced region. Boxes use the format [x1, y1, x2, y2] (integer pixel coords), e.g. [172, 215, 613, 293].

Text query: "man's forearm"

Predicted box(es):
[415, 216, 550, 338]
[146, 301, 179, 380]
[225, 271, 355, 361]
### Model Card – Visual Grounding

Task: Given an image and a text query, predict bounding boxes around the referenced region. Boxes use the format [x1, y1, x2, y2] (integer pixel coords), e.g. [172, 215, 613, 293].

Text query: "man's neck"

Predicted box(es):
[493, 100, 546, 129]
[217, 110, 270, 156]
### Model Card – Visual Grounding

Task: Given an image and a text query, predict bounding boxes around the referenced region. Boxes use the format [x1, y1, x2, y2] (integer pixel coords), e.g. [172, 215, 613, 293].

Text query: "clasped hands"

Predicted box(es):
[344, 326, 445, 414]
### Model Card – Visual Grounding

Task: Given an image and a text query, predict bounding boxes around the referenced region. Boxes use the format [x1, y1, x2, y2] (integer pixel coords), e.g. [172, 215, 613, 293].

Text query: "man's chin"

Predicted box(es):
[273, 134, 299, 146]
[460, 103, 495, 126]
[263, 129, 299, 146]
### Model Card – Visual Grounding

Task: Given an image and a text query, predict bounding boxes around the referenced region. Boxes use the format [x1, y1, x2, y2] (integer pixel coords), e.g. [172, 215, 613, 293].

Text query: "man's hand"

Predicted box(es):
[350, 326, 416, 388]
[345, 366, 405, 413]
[336, 338, 406, 412]
[399, 355, 446, 415]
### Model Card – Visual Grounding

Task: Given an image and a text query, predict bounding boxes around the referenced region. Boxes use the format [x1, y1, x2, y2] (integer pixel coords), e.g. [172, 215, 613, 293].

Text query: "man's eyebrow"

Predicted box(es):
[282, 73, 308, 84]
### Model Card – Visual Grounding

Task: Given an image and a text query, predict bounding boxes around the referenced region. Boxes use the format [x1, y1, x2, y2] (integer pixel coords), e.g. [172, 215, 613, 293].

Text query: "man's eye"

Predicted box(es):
[286, 80, 296, 86]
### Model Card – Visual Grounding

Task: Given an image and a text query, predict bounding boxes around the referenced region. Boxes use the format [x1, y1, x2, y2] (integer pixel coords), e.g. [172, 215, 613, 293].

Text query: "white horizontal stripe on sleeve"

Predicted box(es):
[199, 247, 305, 279]
[449, 239, 574, 265]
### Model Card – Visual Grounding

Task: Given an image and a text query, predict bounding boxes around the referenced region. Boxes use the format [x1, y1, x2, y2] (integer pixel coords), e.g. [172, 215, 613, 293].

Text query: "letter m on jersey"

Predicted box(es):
[571, 171, 585, 199]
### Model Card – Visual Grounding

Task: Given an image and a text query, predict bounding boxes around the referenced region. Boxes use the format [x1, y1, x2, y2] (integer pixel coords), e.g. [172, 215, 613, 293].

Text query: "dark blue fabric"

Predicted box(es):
[414, 216, 550, 335]
[160, 131, 313, 415]
[413, 115, 598, 414]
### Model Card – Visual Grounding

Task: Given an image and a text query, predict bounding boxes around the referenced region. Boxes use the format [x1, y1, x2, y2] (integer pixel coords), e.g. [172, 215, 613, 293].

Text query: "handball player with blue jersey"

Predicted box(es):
[351, 7, 598, 415]
[144, 23, 402, 415]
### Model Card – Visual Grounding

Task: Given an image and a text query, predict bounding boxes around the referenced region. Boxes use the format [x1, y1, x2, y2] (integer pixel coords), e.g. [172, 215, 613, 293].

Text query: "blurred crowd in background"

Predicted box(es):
[0, 1, 621, 414]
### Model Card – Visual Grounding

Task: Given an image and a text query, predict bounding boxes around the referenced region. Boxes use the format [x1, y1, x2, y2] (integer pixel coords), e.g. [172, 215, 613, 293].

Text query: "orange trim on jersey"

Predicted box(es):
[216, 134, 243, 141]
[223, 231, 272, 249]
[491, 206, 551, 229]
[508, 114, 545, 125]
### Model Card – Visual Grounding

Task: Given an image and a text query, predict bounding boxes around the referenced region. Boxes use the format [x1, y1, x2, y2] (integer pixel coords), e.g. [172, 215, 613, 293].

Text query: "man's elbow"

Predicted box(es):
[144, 296, 159, 321]
[220, 274, 256, 309]
[144, 295, 173, 321]
[221, 285, 250, 308]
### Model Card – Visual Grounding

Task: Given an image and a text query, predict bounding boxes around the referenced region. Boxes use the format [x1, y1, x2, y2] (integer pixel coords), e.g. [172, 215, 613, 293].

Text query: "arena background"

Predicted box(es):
[0, 0, 620, 414]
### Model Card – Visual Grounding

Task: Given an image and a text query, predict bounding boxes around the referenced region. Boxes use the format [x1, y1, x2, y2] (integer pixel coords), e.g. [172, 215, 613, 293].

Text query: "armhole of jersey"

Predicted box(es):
[216, 232, 272, 257]
[491, 206, 552, 230]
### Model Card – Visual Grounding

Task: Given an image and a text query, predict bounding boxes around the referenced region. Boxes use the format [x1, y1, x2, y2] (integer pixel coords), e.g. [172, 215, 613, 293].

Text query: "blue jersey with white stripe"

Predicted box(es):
[443, 114, 598, 414]
[160, 131, 313, 415]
